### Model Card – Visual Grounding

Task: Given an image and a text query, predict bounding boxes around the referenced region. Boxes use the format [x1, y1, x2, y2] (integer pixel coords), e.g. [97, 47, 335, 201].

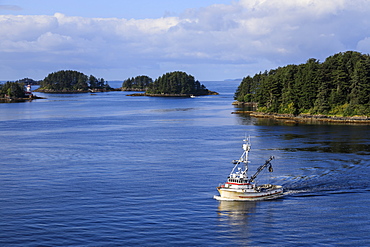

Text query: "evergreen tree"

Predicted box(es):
[280, 64, 299, 114]
[89, 75, 98, 88]
[234, 76, 253, 102]
[349, 58, 370, 108]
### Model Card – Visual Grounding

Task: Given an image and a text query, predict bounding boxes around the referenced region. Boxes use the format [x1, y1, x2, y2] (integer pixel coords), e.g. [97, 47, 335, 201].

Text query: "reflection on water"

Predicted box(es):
[282, 133, 306, 140]
[217, 201, 257, 223]
[151, 108, 197, 113]
[216, 201, 258, 246]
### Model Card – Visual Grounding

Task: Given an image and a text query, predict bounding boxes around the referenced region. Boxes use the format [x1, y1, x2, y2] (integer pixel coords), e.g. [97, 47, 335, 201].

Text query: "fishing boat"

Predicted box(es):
[214, 138, 283, 201]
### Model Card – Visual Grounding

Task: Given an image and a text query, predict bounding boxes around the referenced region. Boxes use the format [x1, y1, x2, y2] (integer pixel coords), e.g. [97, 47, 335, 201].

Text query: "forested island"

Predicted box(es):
[122, 75, 152, 91]
[146, 71, 216, 96]
[35, 70, 112, 93]
[234, 51, 370, 118]
[1, 70, 217, 103]
[0, 81, 29, 101]
[126, 71, 217, 97]
[33, 70, 216, 97]
[0, 79, 44, 102]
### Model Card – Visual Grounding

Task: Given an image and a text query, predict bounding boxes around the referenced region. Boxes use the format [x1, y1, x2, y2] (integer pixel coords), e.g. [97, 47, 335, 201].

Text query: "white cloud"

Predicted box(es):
[1, 0, 370, 80]
[0, 14, 58, 40]
[357, 37, 370, 53]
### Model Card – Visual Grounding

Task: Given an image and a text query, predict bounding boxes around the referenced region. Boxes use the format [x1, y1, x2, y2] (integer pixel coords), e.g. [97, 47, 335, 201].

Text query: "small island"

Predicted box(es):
[233, 51, 370, 123]
[126, 71, 218, 97]
[34, 70, 112, 93]
[0, 79, 44, 103]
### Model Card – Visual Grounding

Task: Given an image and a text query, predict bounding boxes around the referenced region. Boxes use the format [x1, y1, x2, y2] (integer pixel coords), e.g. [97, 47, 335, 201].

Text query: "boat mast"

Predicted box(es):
[230, 137, 251, 176]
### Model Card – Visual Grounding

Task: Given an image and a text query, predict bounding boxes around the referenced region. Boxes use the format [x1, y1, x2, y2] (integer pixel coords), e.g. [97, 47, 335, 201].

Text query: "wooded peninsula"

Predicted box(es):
[234, 51, 370, 117]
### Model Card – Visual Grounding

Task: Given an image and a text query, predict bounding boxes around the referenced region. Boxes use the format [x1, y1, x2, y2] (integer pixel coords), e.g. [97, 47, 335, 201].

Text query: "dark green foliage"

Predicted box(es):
[122, 75, 153, 90]
[0, 81, 26, 98]
[40, 70, 108, 91]
[16, 78, 40, 85]
[235, 51, 370, 116]
[147, 71, 208, 95]
[235, 76, 253, 102]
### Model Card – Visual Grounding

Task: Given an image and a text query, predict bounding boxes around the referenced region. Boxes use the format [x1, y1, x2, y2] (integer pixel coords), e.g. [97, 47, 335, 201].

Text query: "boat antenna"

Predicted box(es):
[242, 135, 251, 164]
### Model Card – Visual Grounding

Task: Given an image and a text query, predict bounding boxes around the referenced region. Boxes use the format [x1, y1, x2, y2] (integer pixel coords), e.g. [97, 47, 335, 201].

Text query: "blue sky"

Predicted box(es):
[0, 0, 233, 19]
[1, 0, 370, 81]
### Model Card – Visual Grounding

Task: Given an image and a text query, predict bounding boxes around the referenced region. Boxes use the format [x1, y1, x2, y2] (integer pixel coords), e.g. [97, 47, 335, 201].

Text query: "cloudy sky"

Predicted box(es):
[1, 0, 370, 81]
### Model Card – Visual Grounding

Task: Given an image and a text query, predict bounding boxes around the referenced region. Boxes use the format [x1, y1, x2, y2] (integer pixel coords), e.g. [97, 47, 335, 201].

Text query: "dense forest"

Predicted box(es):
[146, 71, 209, 95]
[38, 70, 110, 92]
[235, 51, 370, 116]
[0, 81, 26, 98]
[122, 75, 153, 90]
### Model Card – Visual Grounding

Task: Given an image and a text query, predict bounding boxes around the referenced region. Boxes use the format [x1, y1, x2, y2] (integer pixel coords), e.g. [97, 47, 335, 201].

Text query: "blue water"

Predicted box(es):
[1, 81, 370, 246]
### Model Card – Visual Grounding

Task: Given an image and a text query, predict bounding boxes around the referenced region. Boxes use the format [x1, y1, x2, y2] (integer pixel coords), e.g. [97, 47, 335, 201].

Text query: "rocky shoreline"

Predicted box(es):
[232, 101, 370, 124]
[0, 95, 46, 103]
[121, 88, 146, 92]
[232, 110, 370, 124]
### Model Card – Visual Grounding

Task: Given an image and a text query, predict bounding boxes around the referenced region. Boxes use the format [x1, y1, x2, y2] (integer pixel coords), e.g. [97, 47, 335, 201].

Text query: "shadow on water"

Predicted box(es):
[151, 108, 197, 113]
[278, 142, 370, 155]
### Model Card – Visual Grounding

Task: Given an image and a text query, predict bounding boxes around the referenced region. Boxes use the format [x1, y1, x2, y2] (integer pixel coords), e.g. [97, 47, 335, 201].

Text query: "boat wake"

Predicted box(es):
[277, 159, 370, 197]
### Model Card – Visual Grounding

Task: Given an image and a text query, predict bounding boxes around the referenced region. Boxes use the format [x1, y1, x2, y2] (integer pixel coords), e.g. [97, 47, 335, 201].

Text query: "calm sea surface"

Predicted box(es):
[1, 81, 369, 246]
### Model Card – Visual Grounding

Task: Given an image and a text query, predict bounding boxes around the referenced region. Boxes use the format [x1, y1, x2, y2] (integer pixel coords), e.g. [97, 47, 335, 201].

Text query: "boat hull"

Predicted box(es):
[214, 184, 283, 201]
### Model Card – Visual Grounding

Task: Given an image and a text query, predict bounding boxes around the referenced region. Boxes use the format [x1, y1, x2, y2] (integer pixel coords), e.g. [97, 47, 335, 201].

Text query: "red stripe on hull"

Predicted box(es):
[225, 182, 251, 185]
[238, 190, 283, 198]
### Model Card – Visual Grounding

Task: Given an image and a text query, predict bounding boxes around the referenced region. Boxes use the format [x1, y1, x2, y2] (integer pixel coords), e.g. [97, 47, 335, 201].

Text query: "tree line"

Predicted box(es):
[234, 51, 370, 116]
